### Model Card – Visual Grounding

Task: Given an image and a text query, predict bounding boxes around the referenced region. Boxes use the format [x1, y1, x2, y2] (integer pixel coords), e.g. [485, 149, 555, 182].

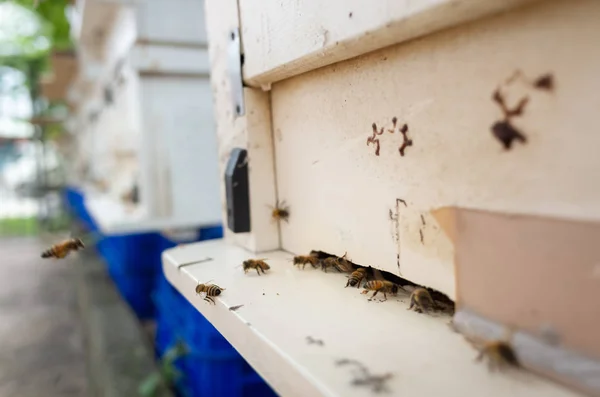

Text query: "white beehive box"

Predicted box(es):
[162, 0, 600, 396]
[68, 0, 221, 233]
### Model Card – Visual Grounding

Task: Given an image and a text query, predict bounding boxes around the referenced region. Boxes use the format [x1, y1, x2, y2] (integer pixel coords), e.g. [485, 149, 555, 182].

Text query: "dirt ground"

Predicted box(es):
[0, 237, 90, 397]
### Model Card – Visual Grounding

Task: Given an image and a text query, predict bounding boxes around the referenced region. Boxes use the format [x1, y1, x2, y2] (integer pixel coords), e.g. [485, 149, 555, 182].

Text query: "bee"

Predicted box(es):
[407, 287, 435, 314]
[345, 267, 367, 288]
[243, 259, 270, 276]
[269, 200, 290, 223]
[321, 257, 347, 273]
[321, 252, 353, 273]
[41, 238, 85, 259]
[361, 280, 399, 301]
[293, 254, 320, 269]
[195, 282, 225, 304]
[475, 340, 519, 371]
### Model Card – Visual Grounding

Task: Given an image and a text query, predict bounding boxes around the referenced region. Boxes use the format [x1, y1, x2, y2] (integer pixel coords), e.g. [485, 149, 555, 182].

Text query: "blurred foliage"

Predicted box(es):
[0, 0, 73, 86]
[0, 216, 38, 236]
[0, 0, 74, 140]
[41, 100, 69, 139]
[139, 340, 189, 397]
[18, 0, 72, 50]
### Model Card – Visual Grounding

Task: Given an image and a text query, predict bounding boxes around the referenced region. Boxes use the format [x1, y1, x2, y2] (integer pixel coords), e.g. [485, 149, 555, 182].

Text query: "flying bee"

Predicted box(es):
[269, 200, 290, 223]
[195, 282, 225, 304]
[361, 280, 399, 301]
[407, 287, 435, 314]
[41, 238, 85, 259]
[242, 259, 270, 276]
[293, 255, 320, 269]
[475, 340, 519, 371]
[345, 267, 367, 288]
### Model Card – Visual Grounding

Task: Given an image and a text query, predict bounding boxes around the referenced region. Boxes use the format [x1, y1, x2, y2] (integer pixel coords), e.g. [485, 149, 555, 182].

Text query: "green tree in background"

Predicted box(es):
[0, 0, 73, 85]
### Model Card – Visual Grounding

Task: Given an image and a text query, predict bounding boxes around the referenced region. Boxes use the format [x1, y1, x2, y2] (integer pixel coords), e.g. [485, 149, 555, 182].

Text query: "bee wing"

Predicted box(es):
[78, 230, 103, 247]
[463, 334, 487, 350]
[371, 267, 386, 281]
[49, 230, 73, 242]
[198, 291, 207, 300]
[336, 259, 354, 273]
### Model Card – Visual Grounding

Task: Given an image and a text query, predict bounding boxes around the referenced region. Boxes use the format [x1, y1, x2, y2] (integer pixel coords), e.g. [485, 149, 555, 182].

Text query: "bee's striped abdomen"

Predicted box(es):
[206, 285, 222, 296]
[364, 280, 384, 290]
[346, 268, 366, 288]
[41, 247, 55, 258]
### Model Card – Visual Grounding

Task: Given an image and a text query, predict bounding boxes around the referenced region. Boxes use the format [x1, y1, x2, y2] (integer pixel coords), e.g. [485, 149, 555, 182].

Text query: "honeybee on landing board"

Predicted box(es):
[476, 340, 519, 371]
[242, 259, 270, 275]
[269, 200, 290, 223]
[407, 287, 435, 314]
[41, 238, 85, 259]
[345, 268, 367, 288]
[195, 282, 225, 304]
[321, 253, 353, 273]
[293, 254, 320, 269]
[362, 280, 399, 301]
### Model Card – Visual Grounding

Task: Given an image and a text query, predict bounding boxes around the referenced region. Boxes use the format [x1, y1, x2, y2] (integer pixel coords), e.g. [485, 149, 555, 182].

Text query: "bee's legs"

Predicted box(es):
[383, 292, 388, 301]
[427, 295, 436, 308]
[368, 290, 378, 301]
[407, 297, 415, 311]
[302, 263, 306, 270]
[256, 268, 261, 276]
[475, 349, 484, 362]
[345, 280, 350, 288]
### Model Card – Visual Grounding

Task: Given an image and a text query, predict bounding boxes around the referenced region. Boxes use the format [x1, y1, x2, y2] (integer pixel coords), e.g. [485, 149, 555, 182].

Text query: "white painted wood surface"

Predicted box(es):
[269, 0, 600, 299]
[130, 44, 210, 75]
[85, 194, 221, 234]
[136, 0, 208, 45]
[238, 0, 543, 86]
[162, 240, 582, 397]
[206, 0, 280, 252]
[138, 76, 222, 226]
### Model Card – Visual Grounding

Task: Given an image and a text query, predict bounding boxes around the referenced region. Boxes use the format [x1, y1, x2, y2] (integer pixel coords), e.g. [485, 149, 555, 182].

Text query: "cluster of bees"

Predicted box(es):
[196, 249, 516, 371]
[293, 251, 436, 313]
[270, 204, 516, 370]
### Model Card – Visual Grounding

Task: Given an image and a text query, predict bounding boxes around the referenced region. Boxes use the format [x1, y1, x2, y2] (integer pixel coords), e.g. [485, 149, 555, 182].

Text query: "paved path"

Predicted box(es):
[0, 237, 90, 397]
